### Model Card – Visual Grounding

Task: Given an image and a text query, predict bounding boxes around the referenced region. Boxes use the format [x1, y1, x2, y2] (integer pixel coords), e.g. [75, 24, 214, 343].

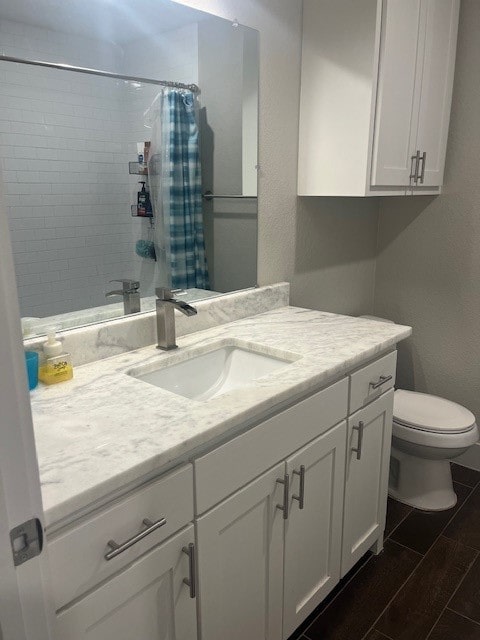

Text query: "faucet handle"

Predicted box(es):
[156, 287, 175, 300]
[110, 279, 140, 292]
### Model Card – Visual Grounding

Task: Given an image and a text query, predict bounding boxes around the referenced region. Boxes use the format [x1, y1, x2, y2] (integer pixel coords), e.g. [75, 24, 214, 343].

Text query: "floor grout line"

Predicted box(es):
[357, 541, 427, 638]
[451, 479, 478, 489]
[355, 522, 475, 640]
[385, 508, 413, 540]
[451, 465, 480, 491]
[360, 625, 395, 640]
[300, 484, 479, 640]
[437, 484, 477, 545]
[368, 488, 479, 640]
[302, 555, 375, 639]
[388, 482, 475, 554]
[438, 548, 480, 616]
[384, 536, 423, 557]
[424, 550, 480, 640]
[445, 607, 480, 626]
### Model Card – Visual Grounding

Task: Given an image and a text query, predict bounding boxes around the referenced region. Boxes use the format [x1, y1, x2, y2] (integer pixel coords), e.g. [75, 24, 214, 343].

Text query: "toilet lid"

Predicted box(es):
[394, 390, 476, 433]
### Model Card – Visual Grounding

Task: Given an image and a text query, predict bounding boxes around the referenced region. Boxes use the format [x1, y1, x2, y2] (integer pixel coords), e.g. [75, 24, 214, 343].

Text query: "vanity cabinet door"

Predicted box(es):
[196, 463, 285, 640]
[55, 525, 197, 640]
[341, 390, 394, 576]
[283, 421, 347, 638]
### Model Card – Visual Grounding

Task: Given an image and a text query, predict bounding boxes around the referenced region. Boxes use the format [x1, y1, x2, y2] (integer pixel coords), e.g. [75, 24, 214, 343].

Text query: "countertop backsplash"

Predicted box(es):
[23, 283, 290, 367]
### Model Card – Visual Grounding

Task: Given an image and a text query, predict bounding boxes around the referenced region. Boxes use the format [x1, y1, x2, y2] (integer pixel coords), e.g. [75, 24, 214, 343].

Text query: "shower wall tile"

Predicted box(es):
[0, 18, 134, 318]
[0, 18, 201, 320]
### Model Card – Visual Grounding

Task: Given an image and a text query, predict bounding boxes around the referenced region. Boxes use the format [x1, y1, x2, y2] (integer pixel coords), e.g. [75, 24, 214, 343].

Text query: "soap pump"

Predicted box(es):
[137, 181, 152, 217]
[38, 329, 74, 385]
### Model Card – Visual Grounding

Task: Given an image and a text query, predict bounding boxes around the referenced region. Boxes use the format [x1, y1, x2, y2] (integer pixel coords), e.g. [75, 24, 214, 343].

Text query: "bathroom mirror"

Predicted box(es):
[0, 0, 259, 337]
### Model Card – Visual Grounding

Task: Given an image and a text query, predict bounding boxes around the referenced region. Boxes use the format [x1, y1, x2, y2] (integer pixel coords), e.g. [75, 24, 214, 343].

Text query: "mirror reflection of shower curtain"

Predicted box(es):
[147, 88, 209, 290]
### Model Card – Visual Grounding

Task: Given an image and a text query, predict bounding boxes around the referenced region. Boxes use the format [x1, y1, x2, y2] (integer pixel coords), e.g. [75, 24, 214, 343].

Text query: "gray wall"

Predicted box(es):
[178, 0, 379, 315]
[197, 19, 258, 292]
[374, 0, 480, 423]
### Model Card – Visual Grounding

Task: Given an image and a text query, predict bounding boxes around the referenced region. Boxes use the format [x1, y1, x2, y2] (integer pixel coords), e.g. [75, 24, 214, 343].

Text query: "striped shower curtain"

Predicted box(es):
[148, 89, 209, 290]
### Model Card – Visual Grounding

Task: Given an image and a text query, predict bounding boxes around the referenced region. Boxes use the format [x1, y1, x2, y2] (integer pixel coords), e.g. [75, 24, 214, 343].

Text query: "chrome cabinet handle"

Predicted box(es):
[104, 517, 167, 560]
[182, 542, 196, 598]
[410, 150, 421, 182]
[292, 465, 306, 510]
[276, 474, 289, 520]
[418, 151, 426, 184]
[352, 421, 365, 461]
[369, 374, 393, 390]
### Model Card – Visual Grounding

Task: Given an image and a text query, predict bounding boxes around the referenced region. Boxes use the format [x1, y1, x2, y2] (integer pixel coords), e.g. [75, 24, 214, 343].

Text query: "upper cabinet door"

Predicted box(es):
[413, 0, 460, 188]
[298, 0, 459, 196]
[371, 0, 422, 188]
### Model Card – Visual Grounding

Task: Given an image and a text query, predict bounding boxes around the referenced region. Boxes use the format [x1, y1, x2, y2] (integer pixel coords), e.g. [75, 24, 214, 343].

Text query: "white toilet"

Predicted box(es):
[361, 316, 479, 511]
[389, 389, 478, 511]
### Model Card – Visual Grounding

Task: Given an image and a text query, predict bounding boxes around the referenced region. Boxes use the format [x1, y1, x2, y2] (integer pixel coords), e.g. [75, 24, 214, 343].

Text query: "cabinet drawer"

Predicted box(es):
[48, 464, 193, 610]
[349, 352, 397, 414]
[195, 378, 348, 514]
[56, 525, 197, 640]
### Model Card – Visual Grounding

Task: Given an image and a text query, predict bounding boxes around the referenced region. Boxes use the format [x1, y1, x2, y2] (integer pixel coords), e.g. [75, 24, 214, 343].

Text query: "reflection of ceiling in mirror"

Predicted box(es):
[0, 0, 210, 45]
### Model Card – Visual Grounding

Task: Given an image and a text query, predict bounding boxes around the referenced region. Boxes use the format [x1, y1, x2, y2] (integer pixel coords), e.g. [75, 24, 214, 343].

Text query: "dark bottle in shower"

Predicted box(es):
[137, 181, 152, 217]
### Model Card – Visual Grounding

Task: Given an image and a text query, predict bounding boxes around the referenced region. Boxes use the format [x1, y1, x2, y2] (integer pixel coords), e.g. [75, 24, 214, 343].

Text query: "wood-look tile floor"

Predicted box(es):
[288, 463, 480, 640]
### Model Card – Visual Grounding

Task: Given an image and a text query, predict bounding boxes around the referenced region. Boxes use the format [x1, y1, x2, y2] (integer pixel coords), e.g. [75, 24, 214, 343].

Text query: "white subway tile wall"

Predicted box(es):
[0, 19, 198, 318]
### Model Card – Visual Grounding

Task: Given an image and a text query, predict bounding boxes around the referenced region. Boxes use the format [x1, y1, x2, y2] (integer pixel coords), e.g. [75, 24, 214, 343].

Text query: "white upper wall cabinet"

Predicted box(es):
[298, 0, 460, 197]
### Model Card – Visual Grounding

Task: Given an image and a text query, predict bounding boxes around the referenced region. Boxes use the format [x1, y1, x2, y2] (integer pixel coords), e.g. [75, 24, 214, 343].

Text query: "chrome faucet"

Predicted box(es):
[105, 279, 141, 315]
[156, 287, 197, 350]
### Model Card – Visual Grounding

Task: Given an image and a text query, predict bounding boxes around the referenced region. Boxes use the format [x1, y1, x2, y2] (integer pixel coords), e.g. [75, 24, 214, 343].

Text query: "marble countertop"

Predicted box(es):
[31, 306, 411, 529]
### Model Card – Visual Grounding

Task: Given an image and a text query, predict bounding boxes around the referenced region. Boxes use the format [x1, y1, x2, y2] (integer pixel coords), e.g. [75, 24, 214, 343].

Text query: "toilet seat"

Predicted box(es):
[392, 390, 478, 449]
[394, 389, 476, 434]
[392, 419, 478, 449]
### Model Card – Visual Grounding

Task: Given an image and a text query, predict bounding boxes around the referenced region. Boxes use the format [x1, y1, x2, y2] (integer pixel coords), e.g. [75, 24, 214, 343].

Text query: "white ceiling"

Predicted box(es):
[0, 0, 209, 45]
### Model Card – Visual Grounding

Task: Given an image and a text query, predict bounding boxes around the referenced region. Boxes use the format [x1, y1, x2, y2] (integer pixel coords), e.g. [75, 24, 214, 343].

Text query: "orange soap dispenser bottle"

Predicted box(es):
[38, 329, 74, 385]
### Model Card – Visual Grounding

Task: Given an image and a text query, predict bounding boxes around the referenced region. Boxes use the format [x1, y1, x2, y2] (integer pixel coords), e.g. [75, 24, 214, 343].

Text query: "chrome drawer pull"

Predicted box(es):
[183, 543, 196, 598]
[105, 517, 167, 560]
[276, 474, 290, 520]
[410, 150, 421, 182]
[418, 151, 427, 184]
[369, 374, 393, 390]
[292, 465, 306, 510]
[352, 421, 365, 461]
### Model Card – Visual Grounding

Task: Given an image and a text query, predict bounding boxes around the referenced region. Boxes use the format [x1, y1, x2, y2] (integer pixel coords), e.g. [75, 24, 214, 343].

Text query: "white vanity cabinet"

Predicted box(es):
[196, 463, 285, 640]
[195, 352, 396, 640]
[48, 464, 197, 640]
[56, 525, 197, 640]
[48, 350, 398, 640]
[298, 0, 459, 196]
[196, 423, 347, 640]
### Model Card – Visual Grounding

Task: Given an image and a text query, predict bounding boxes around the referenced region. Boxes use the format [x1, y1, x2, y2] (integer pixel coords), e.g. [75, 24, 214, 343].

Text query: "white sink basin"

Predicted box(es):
[128, 341, 298, 401]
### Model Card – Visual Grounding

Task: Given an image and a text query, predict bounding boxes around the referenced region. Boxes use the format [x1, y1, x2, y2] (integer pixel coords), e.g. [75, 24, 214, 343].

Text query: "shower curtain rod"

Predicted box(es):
[0, 54, 200, 93]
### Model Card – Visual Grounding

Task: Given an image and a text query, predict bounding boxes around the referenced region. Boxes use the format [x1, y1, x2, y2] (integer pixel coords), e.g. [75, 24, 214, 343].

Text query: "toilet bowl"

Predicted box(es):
[359, 316, 479, 511]
[389, 389, 478, 511]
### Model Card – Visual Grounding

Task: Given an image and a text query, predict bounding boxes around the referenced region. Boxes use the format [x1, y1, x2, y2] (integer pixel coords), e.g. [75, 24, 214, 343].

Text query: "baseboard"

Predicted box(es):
[454, 443, 480, 471]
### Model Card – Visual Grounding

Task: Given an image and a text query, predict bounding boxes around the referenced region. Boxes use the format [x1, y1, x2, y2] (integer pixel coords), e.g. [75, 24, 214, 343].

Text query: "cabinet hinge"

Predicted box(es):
[10, 517, 43, 566]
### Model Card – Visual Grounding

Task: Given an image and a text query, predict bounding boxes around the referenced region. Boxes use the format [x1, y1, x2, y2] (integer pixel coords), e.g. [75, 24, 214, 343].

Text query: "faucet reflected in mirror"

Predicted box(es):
[105, 280, 141, 315]
[0, 1, 259, 339]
